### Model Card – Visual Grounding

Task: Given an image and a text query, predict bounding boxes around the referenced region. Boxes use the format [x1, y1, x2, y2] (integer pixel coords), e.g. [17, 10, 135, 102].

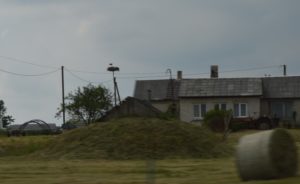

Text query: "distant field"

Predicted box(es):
[0, 128, 299, 184]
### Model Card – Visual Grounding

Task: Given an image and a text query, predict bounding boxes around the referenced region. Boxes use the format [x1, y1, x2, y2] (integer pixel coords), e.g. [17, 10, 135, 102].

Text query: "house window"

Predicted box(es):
[240, 104, 247, 116]
[234, 103, 248, 117]
[193, 104, 200, 118]
[270, 102, 293, 120]
[193, 104, 207, 119]
[201, 104, 207, 117]
[215, 103, 227, 111]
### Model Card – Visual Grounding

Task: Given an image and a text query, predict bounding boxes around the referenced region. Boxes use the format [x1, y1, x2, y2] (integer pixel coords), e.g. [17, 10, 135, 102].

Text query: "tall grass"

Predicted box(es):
[0, 136, 53, 157]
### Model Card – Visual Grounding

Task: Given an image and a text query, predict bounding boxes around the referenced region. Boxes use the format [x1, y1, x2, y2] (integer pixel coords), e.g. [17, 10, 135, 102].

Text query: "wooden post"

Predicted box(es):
[61, 66, 66, 125]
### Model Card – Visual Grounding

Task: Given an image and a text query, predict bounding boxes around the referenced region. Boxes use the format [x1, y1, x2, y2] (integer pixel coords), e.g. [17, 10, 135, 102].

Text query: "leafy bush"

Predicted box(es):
[203, 109, 232, 132]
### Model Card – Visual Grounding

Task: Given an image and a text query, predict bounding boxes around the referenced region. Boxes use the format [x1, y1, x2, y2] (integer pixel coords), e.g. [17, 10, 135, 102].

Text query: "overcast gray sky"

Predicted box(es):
[0, 0, 299, 125]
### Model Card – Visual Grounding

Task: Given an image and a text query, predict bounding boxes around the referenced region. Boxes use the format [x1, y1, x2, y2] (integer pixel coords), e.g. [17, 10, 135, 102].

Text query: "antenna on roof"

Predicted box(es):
[166, 68, 176, 116]
[166, 68, 172, 79]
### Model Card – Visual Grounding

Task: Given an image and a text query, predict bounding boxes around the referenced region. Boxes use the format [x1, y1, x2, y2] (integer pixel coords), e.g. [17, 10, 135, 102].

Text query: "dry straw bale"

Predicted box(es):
[236, 129, 298, 181]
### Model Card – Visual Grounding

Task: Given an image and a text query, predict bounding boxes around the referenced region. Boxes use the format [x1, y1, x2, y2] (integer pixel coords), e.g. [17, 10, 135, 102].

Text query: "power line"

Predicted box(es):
[0, 64, 283, 84]
[65, 68, 112, 84]
[66, 69, 110, 75]
[67, 68, 166, 76]
[0, 68, 60, 77]
[118, 75, 170, 79]
[65, 69, 93, 83]
[220, 65, 280, 74]
[0, 55, 166, 76]
[183, 65, 281, 77]
[0, 55, 58, 69]
[118, 72, 166, 75]
[0, 54, 283, 78]
[117, 65, 282, 79]
[110, 65, 281, 77]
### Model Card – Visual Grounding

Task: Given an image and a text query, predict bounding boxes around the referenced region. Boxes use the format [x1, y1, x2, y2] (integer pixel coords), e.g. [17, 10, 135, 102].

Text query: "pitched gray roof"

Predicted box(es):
[134, 76, 300, 100]
[134, 79, 180, 100]
[179, 78, 262, 97]
[262, 76, 300, 98]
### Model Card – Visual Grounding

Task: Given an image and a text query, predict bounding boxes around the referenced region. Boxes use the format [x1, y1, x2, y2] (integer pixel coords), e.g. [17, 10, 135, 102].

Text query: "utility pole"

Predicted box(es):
[107, 64, 121, 106]
[0, 116, 3, 129]
[166, 69, 176, 116]
[61, 66, 66, 125]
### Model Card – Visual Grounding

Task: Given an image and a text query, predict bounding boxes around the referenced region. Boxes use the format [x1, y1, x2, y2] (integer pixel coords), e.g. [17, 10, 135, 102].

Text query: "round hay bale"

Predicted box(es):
[236, 129, 298, 181]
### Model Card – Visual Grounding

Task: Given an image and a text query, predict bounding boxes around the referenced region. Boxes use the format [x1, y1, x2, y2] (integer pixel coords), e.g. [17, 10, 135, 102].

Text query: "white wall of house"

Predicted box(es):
[179, 97, 261, 122]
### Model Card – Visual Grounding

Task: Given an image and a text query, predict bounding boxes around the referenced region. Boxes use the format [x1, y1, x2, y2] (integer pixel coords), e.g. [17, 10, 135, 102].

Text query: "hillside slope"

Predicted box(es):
[39, 118, 231, 159]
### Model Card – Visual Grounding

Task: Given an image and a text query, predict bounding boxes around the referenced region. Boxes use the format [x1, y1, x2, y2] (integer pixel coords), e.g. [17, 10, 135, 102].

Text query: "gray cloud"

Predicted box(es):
[0, 0, 299, 124]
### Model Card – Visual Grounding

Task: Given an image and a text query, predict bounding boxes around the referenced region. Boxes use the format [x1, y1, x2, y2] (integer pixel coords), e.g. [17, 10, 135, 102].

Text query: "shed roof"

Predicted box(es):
[262, 76, 300, 98]
[179, 78, 263, 97]
[101, 97, 163, 121]
[134, 79, 180, 101]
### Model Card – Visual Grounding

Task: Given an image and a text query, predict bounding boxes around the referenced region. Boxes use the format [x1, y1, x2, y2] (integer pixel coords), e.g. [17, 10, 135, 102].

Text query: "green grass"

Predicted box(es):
[0, 120, 299, 183]
[0, 157, 299, 184]
[0, 136, 54, 157]
[37, 118, 231, 159]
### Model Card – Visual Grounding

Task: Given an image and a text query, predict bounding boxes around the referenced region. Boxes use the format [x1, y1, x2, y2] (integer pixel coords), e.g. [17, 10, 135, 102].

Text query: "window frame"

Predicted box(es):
[233, 103, 248, 118]
[214, 103, 227, 111]
[193, 104, 207, 120]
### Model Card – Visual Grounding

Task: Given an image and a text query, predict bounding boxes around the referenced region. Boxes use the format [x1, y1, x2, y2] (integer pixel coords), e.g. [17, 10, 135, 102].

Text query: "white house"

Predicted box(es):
[134, 70, 300, 125]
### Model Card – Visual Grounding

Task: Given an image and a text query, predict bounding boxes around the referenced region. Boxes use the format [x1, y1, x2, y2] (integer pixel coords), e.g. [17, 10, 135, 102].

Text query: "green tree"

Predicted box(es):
[56, 84, 112, 125]
[0, 100, 15, 128]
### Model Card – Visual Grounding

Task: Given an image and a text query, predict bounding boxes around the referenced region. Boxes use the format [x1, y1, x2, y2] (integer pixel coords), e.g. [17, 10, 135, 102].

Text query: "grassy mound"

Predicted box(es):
[39, 118, 230, 159]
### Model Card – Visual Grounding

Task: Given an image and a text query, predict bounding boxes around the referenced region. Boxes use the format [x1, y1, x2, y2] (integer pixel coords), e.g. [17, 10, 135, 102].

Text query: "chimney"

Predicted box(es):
[177, 70, 182, 80]
[210, 65, 219, 78]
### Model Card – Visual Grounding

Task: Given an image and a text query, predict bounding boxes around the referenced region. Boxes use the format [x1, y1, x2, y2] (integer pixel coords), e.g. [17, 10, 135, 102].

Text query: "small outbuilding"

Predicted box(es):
[101, 97, 163, 121]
